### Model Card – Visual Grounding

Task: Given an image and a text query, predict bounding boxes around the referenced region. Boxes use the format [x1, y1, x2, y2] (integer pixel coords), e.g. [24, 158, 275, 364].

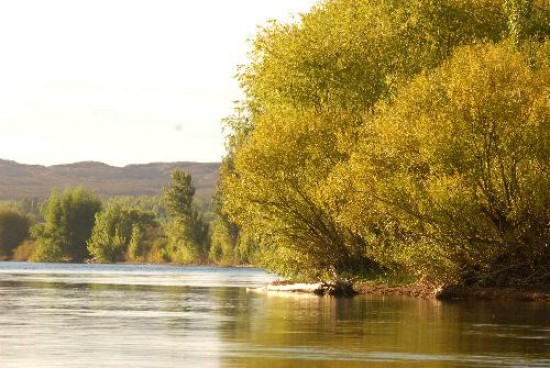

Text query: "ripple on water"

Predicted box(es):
[0, 263, 549, 368]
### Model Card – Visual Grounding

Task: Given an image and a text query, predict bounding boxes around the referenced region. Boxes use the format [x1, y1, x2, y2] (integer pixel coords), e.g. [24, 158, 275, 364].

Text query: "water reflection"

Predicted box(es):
[0, 263, 549, 368]
[219, 294, 550, 367]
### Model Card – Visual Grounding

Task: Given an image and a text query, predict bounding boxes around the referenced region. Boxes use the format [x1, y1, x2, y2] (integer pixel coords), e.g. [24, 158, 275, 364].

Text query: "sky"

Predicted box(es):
[0, 0, 318, 167]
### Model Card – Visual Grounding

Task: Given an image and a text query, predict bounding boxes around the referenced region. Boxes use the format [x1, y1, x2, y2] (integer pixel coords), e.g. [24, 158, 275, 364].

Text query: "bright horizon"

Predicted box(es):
[0, 0, 318, 167]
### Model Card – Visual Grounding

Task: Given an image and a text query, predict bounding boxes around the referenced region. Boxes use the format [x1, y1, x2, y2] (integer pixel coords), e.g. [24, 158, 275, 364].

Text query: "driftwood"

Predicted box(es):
[264, 279, 357, 297]
[266, 282, 322, 293]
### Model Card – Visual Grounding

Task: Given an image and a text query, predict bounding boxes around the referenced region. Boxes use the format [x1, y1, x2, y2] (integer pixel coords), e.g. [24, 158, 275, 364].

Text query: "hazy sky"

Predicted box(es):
[0, 0, 318, 167]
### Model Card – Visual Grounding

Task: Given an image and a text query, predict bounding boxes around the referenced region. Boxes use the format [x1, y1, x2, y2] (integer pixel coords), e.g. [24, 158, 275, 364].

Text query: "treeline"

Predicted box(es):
[215, 0, 550, 287]
[0, 170, 255, 265]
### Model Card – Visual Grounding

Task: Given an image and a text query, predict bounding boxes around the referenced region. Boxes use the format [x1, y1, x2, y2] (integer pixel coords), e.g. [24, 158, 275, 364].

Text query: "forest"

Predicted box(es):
[0, 170, 235, 265]
[1, 0, 548, 290]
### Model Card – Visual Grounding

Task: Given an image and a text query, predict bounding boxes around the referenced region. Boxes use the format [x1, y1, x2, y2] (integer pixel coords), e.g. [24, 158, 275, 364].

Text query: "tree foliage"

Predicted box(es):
[0, 208, 31, 258]
[208, 159, 262, 266]
[107, 195, 166, 222]
[32, 187, 102, 262]
[163, 169, 209, 263]
[87, 205, 158, 263]
[219, 0, 550, 284]
[2, 173, 213, 265]
[338, 42, 550, 285]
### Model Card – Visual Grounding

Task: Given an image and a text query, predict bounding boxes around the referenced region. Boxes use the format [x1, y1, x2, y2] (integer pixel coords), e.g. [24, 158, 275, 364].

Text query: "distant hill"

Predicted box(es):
[0, 159, 220, 202]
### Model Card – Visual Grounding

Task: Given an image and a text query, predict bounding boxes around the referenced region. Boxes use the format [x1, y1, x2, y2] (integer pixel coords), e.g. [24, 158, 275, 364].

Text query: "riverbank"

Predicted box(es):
[267, 280, 550, 302]
[358, 283, 550, 302]
[433, 286, 550, 302]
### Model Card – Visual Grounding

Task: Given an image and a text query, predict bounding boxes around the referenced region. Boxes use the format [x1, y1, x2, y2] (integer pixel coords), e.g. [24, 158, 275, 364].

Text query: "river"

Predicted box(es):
[0, 262, 548, 367]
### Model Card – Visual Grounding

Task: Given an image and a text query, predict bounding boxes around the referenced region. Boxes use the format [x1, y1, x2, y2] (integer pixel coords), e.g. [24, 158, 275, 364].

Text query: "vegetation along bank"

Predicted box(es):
[1, 0, 549, 300]
[215, 0, 550, 291]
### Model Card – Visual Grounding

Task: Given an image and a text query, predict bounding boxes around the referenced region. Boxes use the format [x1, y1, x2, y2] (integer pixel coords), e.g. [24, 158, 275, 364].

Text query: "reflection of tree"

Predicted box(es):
[444, 300, 550, 358]
[2, 273, 549, 367]
[216, 294, 550, 368]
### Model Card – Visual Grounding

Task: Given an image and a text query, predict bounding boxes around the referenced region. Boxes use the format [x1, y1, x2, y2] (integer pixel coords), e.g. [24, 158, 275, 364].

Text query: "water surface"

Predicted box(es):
[1, 262, 548, 367]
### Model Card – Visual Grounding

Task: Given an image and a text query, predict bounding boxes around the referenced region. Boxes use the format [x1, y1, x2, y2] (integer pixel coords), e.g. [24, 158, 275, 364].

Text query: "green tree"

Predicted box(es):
[128, 224, 145, 261]
[208, 196, 243, 265]
[107, 195, 166, 222]
[163, 169, 209, 263]
[209, 158, 262, 266]
[32, 187, 102, 262]
[87, 205, 158, 263]
[0, 208, 31, 259]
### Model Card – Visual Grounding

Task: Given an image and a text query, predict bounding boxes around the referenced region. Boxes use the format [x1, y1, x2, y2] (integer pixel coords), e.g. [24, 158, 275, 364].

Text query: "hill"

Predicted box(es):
[0, 159, 220, 202]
